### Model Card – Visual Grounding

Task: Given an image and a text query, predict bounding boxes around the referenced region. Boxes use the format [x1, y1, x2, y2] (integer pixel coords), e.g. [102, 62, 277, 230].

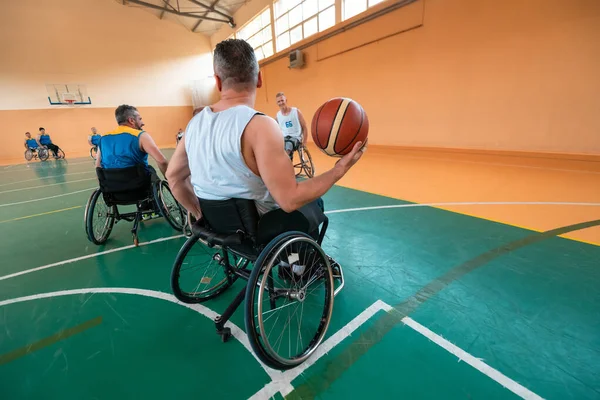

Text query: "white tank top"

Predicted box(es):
[185, 105, 278, 215]
[276, 107, 302, 139]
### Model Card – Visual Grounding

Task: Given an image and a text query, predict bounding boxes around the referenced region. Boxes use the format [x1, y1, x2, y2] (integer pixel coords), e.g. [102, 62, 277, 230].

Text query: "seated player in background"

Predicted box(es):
[275, 92, 308, 160]
[88, 127, 102, 147]
[95, 105, 170, 219]
[24, 132, 40, 150]
[38, 127, 61, 158]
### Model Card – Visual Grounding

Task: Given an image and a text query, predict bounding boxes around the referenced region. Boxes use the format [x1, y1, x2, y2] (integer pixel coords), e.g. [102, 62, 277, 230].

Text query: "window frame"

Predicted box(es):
[273, 0, 336, 53]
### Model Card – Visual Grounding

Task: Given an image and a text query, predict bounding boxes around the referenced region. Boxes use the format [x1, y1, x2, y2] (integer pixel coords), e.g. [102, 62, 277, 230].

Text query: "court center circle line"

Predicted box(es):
[0, 287, 285, 384]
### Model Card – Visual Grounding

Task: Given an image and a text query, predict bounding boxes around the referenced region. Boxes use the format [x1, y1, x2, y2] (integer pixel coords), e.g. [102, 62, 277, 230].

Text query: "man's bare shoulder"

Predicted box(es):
[245, 114, 281, 139]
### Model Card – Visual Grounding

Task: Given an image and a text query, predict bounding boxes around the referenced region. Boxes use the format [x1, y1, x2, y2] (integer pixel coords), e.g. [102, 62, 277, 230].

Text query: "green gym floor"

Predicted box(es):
[0, 150, 599, 400]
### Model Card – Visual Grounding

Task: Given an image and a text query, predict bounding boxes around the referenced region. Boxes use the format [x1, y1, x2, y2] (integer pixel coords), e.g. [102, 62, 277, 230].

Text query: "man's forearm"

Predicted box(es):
[283, 166, 343, 212]
[171, 177, 202, 219]
[157, 161, 168, 177]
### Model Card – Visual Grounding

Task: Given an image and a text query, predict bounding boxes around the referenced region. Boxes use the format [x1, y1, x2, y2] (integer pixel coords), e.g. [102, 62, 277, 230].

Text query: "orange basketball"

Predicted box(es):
[311, 97, 369, 157]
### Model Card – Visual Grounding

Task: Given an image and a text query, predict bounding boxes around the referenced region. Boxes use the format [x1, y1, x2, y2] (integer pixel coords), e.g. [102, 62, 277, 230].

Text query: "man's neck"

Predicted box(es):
[214, 88, 256, 111]
[280, 106, 292, 115]
[119, 123, 136, 129]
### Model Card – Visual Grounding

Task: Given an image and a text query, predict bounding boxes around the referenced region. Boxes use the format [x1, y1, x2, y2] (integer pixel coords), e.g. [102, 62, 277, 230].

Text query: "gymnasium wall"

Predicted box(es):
[0, 0, 213, 164]
[213, 0, 600, 156]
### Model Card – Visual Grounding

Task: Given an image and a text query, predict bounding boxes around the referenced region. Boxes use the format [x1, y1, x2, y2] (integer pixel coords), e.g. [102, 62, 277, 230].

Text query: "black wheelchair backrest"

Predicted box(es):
[96, 165, 150, 194]
[198, 198, 313, 246]
[199, 198, 261, 240]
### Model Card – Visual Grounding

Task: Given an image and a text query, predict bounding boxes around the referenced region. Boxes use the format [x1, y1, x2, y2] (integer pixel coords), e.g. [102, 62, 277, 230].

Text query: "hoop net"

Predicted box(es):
[61, 92, 77, 106]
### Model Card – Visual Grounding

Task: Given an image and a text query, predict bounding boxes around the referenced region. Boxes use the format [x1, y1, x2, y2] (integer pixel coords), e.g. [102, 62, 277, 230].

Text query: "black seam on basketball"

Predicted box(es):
[324, 100, 344, 151]
[314, 104, 325, 149]
[335, 102, 363, 154]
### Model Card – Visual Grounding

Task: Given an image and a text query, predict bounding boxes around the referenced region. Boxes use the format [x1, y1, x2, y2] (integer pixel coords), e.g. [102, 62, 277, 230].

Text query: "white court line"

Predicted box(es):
[253, 300, 543, 400]
[0, 178, 96, 194]
[0, 160, 92, 174]
[399, 153, 600, 175]
[0, 235, 185, 282]
[402, 316, 543, 400]
[0, 187, 96, 207]
[0, 171, 94, 187]
[251, 300, 392, 399]
[326, 201, 600, 214]
[0, 287, 288, 392]
[1, 201, 598, 283]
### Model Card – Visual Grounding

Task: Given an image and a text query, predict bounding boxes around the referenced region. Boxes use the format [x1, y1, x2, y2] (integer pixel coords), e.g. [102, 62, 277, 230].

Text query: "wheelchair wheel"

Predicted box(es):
[85, 189, 115, 245]
[56, 148, 66, 159]
[244, 231, 334, 369]
[294, 146, 315, 178]
[171, 236, 245, 303]
[38, 148, 49, 161]
[299, 146, 315, 178]
[154, 181, 184, 231]
[90, 146, 98, 160]
[24, 150, 33, 161]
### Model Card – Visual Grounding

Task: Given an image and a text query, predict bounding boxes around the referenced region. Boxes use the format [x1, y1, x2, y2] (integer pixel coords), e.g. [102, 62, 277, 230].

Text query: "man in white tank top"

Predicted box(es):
[275, 93, 308, 159]
[165, 39, 365, 233]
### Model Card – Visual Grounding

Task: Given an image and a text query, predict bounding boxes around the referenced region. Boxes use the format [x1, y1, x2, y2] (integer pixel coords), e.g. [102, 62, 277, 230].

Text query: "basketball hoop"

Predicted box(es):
[61, 92, 78, 106]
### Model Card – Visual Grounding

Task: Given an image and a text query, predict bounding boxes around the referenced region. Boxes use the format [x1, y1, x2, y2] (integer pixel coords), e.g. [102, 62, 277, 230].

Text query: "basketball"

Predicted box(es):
[311, 97, 369, 157]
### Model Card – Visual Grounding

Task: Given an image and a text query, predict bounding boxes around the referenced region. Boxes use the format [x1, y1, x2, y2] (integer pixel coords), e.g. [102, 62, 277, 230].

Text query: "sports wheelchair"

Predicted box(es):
[285, 136, 315, 178]
[170, 198, 345, 370]
[90, 146, 98, 160]
[24, 147, 49, 162]
[84, 165, 185, 246]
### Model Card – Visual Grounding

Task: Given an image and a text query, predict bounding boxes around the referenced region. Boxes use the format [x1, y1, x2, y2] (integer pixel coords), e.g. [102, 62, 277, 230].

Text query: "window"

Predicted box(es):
[343, 0, 386, 20]
[236, 7, 274, 61]
[274, 0, 336, 52]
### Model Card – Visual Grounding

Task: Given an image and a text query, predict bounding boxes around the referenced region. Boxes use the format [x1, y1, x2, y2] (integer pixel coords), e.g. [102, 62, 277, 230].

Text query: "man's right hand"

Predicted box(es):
[333, 139, 367, 179]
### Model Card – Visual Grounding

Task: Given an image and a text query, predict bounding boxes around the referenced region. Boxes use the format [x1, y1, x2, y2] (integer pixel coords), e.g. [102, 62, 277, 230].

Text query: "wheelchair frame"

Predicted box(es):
[285, 137, 315, 178]
[84, 179, 184, 246]
[24, 147, 49, 162]
[171, 210, 345, 370]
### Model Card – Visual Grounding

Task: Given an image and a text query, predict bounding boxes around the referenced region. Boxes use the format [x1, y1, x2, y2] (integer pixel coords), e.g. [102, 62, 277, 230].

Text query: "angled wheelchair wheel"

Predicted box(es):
[299, 146, 315, 178]
[90, 146, 98, 160]
[56, 148, 66, 159]
[24, 150, 33, 161]
[244, 231, 334, 370]
[85, 189, 115, 245]
[154, 181, 184, 231]
[38, 148, 49, 161]
[171, 235, 246, 303]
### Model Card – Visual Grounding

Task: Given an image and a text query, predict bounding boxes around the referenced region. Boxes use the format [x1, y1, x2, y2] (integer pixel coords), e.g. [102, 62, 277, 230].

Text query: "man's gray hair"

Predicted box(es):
[213, 39, 259, 90]
[115, 104, 138, 125]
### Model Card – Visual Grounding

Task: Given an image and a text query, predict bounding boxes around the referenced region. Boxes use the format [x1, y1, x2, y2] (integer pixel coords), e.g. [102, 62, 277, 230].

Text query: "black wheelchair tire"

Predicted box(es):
[244, 231, 334, 370]
[154, 181, 184, 231]
[90, 146, 98, 160]
[38, 148, 49, 161]
[85, 189, 115, 245]
[170, 235, 238, 303]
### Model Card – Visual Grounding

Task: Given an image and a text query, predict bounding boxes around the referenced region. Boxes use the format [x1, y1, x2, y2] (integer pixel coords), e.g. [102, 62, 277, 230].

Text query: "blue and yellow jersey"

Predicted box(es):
[26, 138, 38, 149]
[39, 134, 52, 145]
[90, 134, 101, 146]
[99, 126, 148, 169]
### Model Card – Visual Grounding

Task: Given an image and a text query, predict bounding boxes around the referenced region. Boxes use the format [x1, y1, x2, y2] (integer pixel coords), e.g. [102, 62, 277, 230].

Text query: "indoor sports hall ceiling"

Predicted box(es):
[114, 0, 248, 36]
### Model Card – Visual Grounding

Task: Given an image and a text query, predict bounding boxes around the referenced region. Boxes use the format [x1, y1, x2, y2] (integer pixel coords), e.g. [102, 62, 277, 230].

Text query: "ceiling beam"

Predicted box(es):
[126, 0, 231, 23]
[191, 0, 222, 32]
[186, 0, 233, 23]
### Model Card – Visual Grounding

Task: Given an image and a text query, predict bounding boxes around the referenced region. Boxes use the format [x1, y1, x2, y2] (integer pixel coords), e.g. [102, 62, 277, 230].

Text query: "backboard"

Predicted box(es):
[46, 83, 92, 105]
